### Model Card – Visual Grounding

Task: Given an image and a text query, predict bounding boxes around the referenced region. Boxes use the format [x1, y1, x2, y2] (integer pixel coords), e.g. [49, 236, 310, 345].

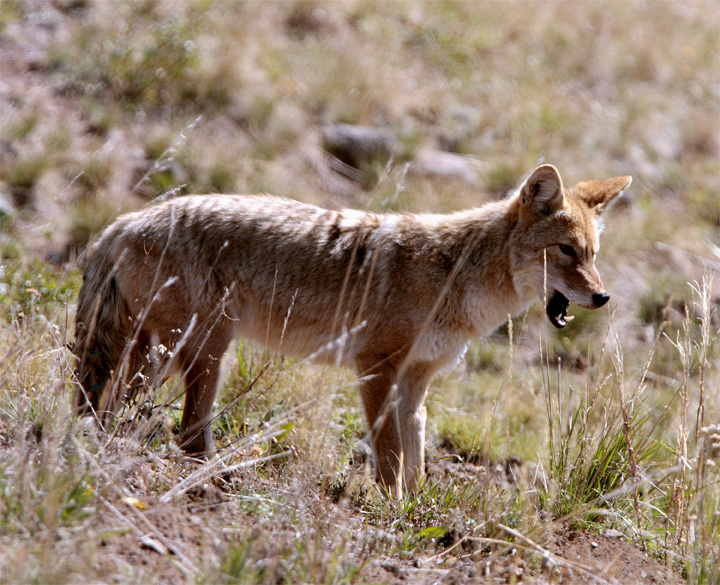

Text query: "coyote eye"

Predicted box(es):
[558, 244, 576, 257]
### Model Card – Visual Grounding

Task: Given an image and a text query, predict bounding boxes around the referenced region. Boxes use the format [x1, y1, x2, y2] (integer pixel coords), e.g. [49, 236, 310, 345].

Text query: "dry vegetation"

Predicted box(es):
[1, 1, 719, 583]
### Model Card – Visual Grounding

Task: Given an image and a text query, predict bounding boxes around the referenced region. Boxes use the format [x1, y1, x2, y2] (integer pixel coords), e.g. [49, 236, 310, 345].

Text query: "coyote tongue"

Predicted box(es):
[546, 290, 573, 329]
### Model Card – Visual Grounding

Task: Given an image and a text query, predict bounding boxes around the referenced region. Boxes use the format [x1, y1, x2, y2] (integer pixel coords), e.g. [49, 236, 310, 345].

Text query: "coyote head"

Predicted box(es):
[510, 165, 632, 328]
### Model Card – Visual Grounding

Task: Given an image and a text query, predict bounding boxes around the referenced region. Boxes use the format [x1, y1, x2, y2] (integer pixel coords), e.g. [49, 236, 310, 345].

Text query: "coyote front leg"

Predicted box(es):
[357, 357, 403, 498]
[398, 365, 433, 492]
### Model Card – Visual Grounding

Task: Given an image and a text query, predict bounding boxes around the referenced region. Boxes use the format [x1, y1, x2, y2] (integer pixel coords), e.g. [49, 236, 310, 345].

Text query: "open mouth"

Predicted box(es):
[546, 290, 573, 329]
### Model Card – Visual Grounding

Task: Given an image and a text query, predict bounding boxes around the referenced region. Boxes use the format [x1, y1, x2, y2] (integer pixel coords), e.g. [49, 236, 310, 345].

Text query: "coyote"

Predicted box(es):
[73, 164, 631, 497]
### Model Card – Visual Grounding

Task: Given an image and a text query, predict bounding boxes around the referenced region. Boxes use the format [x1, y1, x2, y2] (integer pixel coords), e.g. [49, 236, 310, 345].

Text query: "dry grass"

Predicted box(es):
[1, 1, 719, 583]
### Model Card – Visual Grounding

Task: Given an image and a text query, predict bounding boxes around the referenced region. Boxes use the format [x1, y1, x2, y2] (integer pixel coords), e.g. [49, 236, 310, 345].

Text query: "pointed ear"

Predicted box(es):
[572, 175, 632, 214]
[519, 164, 565, 215]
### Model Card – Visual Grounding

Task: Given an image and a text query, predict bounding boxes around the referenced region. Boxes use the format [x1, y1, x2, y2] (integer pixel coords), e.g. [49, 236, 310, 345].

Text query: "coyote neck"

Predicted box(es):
[439, 196, 527, 337]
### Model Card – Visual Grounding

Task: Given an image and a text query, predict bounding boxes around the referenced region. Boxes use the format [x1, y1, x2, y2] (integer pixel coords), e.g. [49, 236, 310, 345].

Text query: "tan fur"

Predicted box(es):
[73, 164, 631, 498]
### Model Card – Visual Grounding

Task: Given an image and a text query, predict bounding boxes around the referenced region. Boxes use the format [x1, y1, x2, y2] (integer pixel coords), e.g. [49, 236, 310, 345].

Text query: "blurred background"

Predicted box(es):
[1, 1, 717, 259]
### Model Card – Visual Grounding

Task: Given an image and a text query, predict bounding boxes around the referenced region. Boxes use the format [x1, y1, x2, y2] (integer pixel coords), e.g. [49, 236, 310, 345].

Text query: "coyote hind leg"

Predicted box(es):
[102, 332, 155, 416]
[177, 326, 233, 457]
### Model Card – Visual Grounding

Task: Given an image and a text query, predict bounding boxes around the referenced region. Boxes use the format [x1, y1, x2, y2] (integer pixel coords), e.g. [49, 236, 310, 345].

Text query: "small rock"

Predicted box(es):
[413, 146, 478, 183]
[0, 191, 14, 217]
[323, 124, 397, 169]
[378, 560, 405, 578]
[138, 535, 169, 555]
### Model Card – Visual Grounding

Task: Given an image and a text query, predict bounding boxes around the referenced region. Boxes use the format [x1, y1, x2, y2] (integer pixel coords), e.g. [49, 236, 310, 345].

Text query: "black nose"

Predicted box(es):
[592, 293, 610, 308]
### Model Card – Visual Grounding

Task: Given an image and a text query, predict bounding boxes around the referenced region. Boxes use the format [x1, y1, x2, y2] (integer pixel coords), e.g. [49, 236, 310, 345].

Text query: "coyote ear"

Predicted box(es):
[520, 164, 565, 215]
[572, 175, 632, 214]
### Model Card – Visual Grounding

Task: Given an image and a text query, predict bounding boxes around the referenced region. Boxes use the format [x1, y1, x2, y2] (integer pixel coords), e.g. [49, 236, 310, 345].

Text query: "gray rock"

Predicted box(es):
[412, 146, 479, 183]
[322, 124, 397, 169]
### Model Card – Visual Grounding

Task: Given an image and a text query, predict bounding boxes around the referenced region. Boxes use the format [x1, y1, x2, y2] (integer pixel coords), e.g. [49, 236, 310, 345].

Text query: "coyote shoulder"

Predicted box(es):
[73, 164, 631, 497]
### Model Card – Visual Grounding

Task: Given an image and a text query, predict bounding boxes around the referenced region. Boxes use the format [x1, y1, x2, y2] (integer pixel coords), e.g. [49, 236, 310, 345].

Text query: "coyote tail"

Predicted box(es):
[73, 252, 131, 421]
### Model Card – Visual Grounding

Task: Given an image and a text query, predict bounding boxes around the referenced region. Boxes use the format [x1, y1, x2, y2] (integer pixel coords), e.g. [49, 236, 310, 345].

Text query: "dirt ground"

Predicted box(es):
[87, 473, 681, 585]
[0, 425, 682, 584]
[73, 443, 681, 585]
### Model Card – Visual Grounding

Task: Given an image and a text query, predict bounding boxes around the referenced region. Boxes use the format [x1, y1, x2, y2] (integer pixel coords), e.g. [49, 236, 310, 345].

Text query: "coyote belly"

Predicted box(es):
[73, 164, 631, 497]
